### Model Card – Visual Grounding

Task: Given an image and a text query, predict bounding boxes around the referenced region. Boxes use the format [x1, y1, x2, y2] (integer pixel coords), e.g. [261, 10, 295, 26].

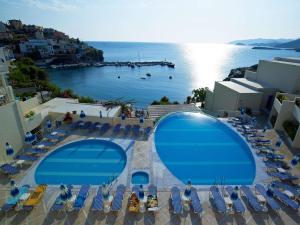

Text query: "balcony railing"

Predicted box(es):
[23, 112, 43, 132]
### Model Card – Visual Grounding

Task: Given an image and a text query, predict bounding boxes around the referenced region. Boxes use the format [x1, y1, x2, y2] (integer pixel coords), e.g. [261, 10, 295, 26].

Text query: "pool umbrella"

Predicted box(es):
[24, 132, 32, 144]
[99, 110, 103, 118]
[121, 113, 125, 120]
[138, 185, 145, 200]
[5, 143, 14, 156]
[80, 110, 86, 119]
[275, 139, 282, 149]
[46, 119, 52, 130]
[30, 132, 37, 143]
[60, 184, 72, 201]
[10, 180, 19, 197]
[102, 183, 109, 201]
[184, 180, 192, 197]
[230, 186, 239, 201]
[139, 116, 144, 124]
[291, 155, 300, 166]
[266, 187, 274, 198]
[263, 126, 268, 133]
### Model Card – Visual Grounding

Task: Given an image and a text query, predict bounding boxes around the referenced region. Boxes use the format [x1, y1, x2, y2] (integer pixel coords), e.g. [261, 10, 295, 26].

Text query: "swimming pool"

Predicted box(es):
[35, 139, 127, 185]
[154, 112, 256, 185]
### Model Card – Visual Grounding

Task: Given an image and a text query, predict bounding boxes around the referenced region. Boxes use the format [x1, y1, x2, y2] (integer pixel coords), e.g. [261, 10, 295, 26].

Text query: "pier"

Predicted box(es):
[49, 61, 175, 69]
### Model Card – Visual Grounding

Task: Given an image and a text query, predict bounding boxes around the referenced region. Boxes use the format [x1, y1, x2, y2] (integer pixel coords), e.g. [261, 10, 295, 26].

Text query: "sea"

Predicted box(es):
[47, 42, 300, 108]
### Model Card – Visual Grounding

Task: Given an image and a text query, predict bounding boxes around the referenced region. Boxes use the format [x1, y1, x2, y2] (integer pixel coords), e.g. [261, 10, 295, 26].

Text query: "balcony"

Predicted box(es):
[23, 112, 43, 132]
[273, 98, 282, 112]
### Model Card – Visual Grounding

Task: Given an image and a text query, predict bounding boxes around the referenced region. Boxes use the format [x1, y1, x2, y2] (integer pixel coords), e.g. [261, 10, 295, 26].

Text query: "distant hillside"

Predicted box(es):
[230, 38, 294, 47]
[275, 38, 300, 49]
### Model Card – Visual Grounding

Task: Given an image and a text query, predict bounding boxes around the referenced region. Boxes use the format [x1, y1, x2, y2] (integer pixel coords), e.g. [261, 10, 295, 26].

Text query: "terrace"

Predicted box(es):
[0, 108, 299, 225]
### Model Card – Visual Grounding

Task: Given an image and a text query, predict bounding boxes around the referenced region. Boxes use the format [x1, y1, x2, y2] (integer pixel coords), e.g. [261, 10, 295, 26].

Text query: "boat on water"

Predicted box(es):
[169, 76, 173, 79]
[167, 63, 175, 68]
[146, 73, 151, 77]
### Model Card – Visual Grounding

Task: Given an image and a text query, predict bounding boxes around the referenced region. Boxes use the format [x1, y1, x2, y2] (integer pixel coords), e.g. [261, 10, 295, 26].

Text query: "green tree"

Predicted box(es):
[191, 87, 208, 102]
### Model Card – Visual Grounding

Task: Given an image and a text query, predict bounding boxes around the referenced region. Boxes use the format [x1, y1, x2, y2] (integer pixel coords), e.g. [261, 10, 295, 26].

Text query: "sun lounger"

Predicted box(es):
[1, 185, 30, 211]
[51, 185, 73, 211]
[22, 185, 47, 210]
[15, 155, 38, 161]
[0, 164, 19, 175]
[170, 187, 182, 214]
[111, 184, 126, 211]
[268, 172, 298, 181]
[90, 122, 101, 131]
[225, 186, 245, 214]
[124, 125, 132, 135]
[265, 153, 285, 160]
[255, 184, 280, 211]
[73, 184, 90, 210]
[34, 141, 54, 149]
[240, 186, 267, 212]
[91, 186, 103, 211]
[264, 161, 290, 170]
[113, 124, 121, 133]
[44, 134, 60, 143]
[272, 181, 300, 197]
[144, 127, 151, 137]
[100, 123, 110, 133]
[190, 187, 203, 215]
[71, 120, 83, 129]
[133, 125, 140, 136]
[210, 186, 226, 213]
[272, 189, 300, 210]
[24, 147, 46, 155]
[82, 121, 92, 130]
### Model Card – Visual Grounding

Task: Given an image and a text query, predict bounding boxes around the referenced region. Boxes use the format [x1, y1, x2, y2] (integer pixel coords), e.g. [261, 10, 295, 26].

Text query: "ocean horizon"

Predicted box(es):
[48, 41, 300, 108]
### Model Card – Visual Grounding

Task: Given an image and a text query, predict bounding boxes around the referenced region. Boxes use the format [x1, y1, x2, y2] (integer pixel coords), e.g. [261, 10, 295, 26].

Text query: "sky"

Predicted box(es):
[0, 0, 299, 43]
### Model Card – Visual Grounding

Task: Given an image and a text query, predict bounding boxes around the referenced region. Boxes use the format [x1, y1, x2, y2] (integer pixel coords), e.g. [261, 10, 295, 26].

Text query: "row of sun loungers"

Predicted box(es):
[70, 120, 152, 137]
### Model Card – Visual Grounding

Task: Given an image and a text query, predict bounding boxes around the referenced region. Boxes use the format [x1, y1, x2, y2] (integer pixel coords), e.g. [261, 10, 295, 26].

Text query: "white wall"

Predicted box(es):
[256, 60, 300, 93]
[0, 102, 25, 163]
[20, 95, 41, 114]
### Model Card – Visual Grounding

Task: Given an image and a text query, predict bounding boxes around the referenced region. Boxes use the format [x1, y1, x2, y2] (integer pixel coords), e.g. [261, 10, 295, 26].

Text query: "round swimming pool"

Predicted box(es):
[154, 112, 256, 185]
[35, 139, 127, 185]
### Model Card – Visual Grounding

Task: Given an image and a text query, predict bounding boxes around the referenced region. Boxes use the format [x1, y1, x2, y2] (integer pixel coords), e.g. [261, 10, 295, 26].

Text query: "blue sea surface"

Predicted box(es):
[48, 42, 300, 107]
[154, 112, 256, 185]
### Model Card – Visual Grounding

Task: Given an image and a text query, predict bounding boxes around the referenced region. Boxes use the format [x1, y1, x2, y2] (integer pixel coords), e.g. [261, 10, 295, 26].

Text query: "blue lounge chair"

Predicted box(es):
[111, 184, 126, 211]
[1, 185, 30, 211]
[44, 134, 60, 142]
[91, 186, 103, 211]
[24, 148, 46, 154]
[272, 189, 299, 210]
[268, 172, 298, 181]
[124, 125, 132, 135]
[191, 187, 203, 215]
[51, 185, 73, 211]
[15, 155, 38, 161]
[100, 123, 110, 133]
[272, 181, 300, 197]
[144, 127, 151, 137]
[0, 164, 19, 175]
[225, 186, 245, 214]
[256, 139, 271, 143]
[113, 124, 121, 133]
[73, 184, 90, 210]
[34, 141, 55, 148]
[133, 125, 140, 136]
[82, 121, 92, 129]
[264, 161, 289, 170]
[210, 186, 226, 213]
[265, 153, 285, 160]
[91, 122, 101, 131]
[71, 120, 83, 129]
[241, 186, 267, 212]
[255, 184, 280, 211]
[170, 187, 182, 214]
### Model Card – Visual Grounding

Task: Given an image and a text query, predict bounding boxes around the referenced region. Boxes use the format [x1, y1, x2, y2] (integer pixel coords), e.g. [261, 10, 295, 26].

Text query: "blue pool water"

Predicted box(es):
[35, 139, 126, 185]
[154, 112, 256, 185]
[131, 171, 149, 185]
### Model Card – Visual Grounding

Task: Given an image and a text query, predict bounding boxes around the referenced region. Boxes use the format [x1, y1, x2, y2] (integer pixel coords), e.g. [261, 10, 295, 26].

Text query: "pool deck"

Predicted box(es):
[0, 126, 300, 224]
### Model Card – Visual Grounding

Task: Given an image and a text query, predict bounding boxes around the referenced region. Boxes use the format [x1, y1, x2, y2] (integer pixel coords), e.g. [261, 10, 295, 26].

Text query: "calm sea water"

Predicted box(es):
[48, 42, 300, 107]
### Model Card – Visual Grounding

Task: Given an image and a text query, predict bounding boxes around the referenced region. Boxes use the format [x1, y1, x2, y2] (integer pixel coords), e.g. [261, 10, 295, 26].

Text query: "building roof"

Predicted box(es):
[31, 97, 120, 118]
[273, 57, 300, 65]
[148, 104, 200, 119]
[230, 78, 272, 90]
[218, 81, 261, 94]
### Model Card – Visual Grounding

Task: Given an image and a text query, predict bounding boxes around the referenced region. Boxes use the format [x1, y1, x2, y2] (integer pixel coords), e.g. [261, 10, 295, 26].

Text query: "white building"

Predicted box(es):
[205, 57, 300, 115]
[205, 57, 300, 148]
[19, 39, 54, 58]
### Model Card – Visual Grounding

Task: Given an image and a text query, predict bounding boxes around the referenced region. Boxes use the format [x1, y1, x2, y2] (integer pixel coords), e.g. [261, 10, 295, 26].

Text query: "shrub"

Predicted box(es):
[24, 111, 35, 118]
[277, 94, 288, 103]
[78, 96, 96, 103]
[283, 120, 299, 140]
